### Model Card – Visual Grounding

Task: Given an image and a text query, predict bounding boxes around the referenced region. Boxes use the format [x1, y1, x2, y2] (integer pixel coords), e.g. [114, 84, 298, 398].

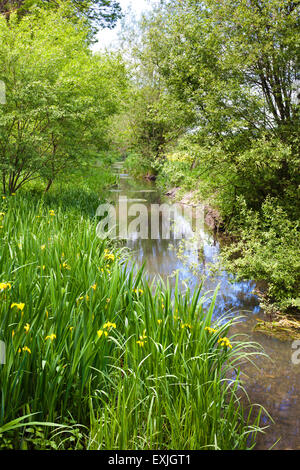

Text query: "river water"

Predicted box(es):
[109, 162, 300, 450]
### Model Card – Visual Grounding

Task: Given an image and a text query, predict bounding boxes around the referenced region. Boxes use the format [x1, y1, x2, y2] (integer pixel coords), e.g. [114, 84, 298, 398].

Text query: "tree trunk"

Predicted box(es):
[44, 179, 53, 193]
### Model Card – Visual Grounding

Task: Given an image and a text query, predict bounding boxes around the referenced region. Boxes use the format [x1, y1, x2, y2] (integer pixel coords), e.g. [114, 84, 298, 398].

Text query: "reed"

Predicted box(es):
[0, 184, 264, 449]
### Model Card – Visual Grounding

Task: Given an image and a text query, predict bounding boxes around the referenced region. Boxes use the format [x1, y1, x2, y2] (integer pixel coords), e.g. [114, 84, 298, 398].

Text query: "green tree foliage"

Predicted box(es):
[125, 87, 193, 168]
[111, 13, 195, 173]
[0, 0, 122, 30]
[0, 6, 127, 193]
[135, 0, 299, 211]
[222, 197, 300, 312]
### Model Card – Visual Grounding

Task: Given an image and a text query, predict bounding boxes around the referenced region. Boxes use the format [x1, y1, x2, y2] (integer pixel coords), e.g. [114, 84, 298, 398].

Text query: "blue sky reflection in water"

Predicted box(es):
[110, 162, 262, 322]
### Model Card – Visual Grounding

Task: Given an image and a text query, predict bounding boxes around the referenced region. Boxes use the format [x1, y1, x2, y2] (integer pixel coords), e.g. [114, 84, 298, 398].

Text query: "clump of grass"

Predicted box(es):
[0, 187, 265, 450]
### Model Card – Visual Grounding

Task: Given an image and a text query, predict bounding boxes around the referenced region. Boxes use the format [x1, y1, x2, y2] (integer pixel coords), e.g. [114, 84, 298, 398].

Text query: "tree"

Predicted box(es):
[149, 0, 299, 139]
[136, 0, 300, 212]
[0, 0, 122, 30]
[112, 10, 195, 172]
[0, 6, 126, 193]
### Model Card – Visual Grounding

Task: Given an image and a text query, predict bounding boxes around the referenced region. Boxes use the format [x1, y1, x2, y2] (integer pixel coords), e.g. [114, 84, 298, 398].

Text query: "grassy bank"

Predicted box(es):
[0, 164, 264, 450]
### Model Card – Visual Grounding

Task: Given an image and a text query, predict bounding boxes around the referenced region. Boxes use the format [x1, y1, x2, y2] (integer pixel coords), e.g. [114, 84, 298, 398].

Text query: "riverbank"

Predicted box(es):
[152, 168, 300, 341]
[164, 187, 224, 233]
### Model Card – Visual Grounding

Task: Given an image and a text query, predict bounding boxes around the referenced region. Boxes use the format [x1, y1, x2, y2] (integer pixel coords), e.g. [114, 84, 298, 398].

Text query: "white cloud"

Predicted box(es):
[92, 0, 152, 52]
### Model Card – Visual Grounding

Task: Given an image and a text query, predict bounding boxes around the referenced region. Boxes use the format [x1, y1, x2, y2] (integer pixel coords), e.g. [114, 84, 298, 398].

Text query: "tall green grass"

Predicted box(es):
[0, 177, 264, 450]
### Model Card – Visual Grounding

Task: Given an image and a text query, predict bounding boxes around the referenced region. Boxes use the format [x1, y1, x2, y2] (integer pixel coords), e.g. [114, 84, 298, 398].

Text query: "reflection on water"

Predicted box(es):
[108, 162, 300, 450]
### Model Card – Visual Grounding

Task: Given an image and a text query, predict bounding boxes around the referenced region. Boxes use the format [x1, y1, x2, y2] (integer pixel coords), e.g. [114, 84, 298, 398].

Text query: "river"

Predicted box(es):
[109, 161, 300, 450]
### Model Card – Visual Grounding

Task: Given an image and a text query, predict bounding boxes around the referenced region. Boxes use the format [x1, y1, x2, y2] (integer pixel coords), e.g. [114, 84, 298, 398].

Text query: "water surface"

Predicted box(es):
[109, 162, 300, 450]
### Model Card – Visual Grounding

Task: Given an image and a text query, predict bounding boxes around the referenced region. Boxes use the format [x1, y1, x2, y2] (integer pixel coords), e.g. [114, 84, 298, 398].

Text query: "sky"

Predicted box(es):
[93, 0, 152, 51]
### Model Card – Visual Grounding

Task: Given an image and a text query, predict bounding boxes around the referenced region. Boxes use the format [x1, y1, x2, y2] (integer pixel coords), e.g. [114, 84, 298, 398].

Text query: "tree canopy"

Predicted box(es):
[0, 5, 127, 193]
[0, 0, 122, 30]
[121, 0, 299, 213]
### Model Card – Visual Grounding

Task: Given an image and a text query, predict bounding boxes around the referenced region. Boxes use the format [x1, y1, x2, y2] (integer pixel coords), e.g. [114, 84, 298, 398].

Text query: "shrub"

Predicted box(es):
[222, 197, 300, 313]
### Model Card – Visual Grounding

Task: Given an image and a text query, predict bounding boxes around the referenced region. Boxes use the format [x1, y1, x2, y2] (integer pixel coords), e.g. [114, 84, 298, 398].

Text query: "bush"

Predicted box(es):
[124, 152, 156, 178]
[221, 197, 300, 313]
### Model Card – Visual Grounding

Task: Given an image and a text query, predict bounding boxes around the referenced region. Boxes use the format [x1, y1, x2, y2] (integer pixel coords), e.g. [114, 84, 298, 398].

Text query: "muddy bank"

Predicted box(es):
[254, 290, 300, 341]
[254, 318, 300, 341]
[165, 187, 223, 232]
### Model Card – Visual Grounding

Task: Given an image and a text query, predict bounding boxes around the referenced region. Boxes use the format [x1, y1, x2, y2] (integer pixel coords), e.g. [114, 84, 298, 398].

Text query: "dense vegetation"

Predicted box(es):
[0, 0, 122, 30]
[0, 165, 263, 449]
[116, 0, 300, 315]
[0, 1, 267, 450]
[0, 4, 127, 194]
